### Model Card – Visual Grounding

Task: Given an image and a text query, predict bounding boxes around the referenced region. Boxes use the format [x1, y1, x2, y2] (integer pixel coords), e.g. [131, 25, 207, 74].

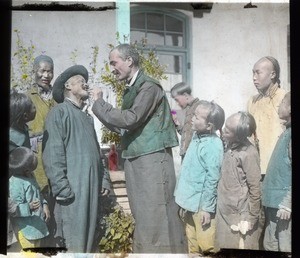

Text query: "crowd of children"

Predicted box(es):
[173, 92, 291, 256]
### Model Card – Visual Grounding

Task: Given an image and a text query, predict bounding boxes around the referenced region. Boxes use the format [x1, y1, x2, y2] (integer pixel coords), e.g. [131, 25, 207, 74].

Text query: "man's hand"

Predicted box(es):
[89, 87, 103, 101]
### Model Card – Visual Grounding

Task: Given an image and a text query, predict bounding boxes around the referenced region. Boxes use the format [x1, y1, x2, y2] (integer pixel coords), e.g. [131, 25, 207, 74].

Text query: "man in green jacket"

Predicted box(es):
[91, 44, 186, 253]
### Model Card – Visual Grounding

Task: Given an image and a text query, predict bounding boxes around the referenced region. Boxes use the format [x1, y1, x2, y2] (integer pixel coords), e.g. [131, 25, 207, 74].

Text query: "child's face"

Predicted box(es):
[173, 93, 189, 109]
[222, 114, 239, 145]
[191, 105, 211, 133]
[278, 94, 291, 123]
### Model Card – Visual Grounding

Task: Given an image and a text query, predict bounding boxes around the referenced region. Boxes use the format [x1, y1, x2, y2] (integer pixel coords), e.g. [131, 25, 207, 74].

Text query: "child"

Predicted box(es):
[9, 90, 36, 152]
[170, 82, 201, 160]
[8, 90, 37, 248]
[174, 100, 225, 256]
[262, 92, 291, 252]
[216, 111, 261, 250]
[108, 143, 118, 171]
[9, 146, 50, 250]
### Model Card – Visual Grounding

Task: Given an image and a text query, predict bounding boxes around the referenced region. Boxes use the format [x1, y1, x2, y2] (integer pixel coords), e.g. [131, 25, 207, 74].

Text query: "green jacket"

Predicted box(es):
[26, 85, 56, 136]
[121, 71, 178, 158]
[262, 127, 291, 209]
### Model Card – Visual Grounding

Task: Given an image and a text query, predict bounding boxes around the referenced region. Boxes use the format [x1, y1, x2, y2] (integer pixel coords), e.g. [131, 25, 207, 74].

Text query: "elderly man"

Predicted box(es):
[90, 44, 186, 253]
[42, 65, 111, 253]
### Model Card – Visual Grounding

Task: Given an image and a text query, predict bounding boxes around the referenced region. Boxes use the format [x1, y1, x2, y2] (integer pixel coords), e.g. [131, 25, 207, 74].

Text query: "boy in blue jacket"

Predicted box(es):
[174, 100, 225, 257]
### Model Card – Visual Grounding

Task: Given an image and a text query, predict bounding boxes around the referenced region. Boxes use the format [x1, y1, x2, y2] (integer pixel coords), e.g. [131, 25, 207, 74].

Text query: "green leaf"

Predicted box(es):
[110, 228, 115, 236]
[112, 233, 122, 240]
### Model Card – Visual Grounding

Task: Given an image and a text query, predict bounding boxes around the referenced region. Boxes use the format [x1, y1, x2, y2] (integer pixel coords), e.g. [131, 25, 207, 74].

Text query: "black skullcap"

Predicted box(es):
[52, 65, 88, 103]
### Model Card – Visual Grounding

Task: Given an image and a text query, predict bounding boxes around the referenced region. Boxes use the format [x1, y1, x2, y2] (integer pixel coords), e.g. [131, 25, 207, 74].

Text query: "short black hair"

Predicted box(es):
[198, 100, 225, 131]
[9, 146, 36, 176]
[170, 82, 192, 97]
[33, 54, 54, 71]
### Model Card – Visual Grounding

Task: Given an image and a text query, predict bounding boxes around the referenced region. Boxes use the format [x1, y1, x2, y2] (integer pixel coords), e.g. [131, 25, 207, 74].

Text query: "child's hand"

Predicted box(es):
[231, 221, 252, 235]
[239, 221, 251, 234]
[29, 200, 40, 211]
[43, 204, 51, 222]
[201, 211, 211, 226]
[100, 188, 110, 196]
[171, 112, 180, 126]
[277, 208, 291, 220]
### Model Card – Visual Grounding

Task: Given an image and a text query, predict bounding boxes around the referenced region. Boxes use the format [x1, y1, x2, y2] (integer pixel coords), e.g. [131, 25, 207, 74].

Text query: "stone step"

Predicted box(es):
[108, 171, 131, 214]
[112, 187, 128, 196]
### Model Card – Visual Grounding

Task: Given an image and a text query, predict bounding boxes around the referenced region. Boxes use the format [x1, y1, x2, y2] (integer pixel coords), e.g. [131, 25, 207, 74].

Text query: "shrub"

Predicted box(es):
[99, 203, 135, 254]
[11, 29, 36, 92]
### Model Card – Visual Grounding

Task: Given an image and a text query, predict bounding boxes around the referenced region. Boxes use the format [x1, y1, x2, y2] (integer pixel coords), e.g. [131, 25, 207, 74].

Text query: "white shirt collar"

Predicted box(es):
[127, 70, 139, 87]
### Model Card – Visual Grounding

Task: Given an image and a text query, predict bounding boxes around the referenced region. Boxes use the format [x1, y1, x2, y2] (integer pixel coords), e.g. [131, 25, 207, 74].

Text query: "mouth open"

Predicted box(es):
[113, 70, 120, 77]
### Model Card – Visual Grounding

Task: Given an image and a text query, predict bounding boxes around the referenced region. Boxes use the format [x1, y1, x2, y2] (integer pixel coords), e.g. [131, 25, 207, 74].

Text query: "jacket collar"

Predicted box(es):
[253, 82, 280, 103]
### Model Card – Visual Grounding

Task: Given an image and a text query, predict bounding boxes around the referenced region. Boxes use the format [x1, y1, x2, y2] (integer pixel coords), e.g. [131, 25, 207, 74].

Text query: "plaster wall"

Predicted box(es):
[11, 9, 116, 83]
[11, 3, 290, 119]
[190, 3, 290, 117]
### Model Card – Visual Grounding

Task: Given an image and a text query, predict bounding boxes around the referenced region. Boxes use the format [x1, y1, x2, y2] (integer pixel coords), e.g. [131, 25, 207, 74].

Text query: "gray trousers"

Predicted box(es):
[263, 207, 291, 252]
[124, 148, 187, 253]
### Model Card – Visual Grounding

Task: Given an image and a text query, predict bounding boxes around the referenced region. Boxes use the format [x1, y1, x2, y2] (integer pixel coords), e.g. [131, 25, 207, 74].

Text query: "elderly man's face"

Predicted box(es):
[66, 75, 89, 101]
[35, 61, 54, 89]
[109, 49, 132, 81]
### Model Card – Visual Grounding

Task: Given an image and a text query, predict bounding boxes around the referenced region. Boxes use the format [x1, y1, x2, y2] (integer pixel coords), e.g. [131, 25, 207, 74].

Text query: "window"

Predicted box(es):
[131, 7, 190, 109]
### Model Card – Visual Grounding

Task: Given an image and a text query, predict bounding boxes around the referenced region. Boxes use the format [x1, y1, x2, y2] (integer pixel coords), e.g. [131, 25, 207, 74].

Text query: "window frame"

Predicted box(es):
[130, 6, 190, 86]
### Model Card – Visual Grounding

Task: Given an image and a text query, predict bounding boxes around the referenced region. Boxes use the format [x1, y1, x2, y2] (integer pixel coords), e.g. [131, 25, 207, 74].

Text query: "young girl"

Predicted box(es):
[174, 100, 225, 257]
[9, 146, 50, 250]
[9, 90, 36, 152]
[216, 111, 262, 250]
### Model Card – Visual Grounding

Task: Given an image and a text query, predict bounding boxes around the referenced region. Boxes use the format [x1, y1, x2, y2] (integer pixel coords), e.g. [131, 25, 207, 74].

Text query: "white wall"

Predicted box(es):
[11, 9, 116, 83]
[190, 3, 290, 118]
[11, 3, 290, 118]
[11, 2, 290, 146]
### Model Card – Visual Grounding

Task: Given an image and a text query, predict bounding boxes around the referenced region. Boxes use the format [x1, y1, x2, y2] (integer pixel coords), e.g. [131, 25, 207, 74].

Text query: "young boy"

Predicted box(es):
[174, 100, 225, 257]
[262, 92, 291, 252]
[216, 112, 261, 250]
[170, 82, 200, 160]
